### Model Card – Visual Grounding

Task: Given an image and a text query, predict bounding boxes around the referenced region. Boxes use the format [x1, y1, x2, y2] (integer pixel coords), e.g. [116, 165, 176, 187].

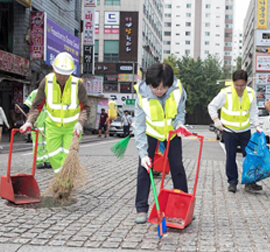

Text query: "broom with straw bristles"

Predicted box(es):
[110, 134, 132, 159]
[46, 135, 87, 202]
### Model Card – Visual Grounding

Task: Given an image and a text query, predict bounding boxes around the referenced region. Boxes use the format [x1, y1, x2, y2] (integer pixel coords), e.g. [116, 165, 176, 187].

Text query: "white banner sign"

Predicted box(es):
[256, 30, 270, 46]
[256, 55, 270, 71]
[84, 76, 103, 95]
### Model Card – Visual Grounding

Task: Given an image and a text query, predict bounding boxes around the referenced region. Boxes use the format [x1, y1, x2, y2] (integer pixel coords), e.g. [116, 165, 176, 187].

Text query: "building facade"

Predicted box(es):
[162, 0, 234, 70]
[242, 0, 270, 107]
[92, 0, 163, 105]
[0, 0, 81, 127]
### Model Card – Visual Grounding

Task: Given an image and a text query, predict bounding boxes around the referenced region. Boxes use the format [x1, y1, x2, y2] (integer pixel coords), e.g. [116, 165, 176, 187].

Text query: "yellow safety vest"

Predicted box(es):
[134, 80, 183, 141]
[45, 73, 80, 127]
[221, 85, 254, 130]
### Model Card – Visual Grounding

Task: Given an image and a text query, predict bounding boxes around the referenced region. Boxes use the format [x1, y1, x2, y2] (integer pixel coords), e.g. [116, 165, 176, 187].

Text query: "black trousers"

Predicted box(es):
[223, 130, 251, 185]
[135, 135, 188, 213]
[123, 125, 130, 137]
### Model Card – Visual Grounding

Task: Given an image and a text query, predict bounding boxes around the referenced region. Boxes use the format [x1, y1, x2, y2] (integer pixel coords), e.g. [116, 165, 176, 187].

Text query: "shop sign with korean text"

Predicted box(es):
[83, 7, 95, 45]
[0, 50, 30, 77]
[30, 11, 46, 60]
[83, 45, 93, 74]
[83, 76, 103, 95]
[257, 0, 268, 29]
[119, 12, 138, 61]
[255, 55, 270, 71]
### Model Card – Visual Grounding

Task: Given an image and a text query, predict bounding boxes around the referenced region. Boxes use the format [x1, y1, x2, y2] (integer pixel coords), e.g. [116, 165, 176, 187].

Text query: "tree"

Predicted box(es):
[177, 55, 223, 114]
[163, 54, 180, 79]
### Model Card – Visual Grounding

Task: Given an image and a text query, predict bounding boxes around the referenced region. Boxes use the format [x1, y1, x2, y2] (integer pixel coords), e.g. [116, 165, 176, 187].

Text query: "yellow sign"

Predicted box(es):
[257, 0, 268, 29]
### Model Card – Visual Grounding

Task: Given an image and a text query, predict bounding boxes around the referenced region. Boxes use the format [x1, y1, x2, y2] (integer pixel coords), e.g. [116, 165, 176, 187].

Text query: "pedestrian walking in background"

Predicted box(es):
[208, 69, 263, 193]
[121, 110, 132, 137]
[20, 52, 90, 173]
[133, 63, 191, 224]
[98, 108, 108, 138]
[0, 106, 10, 149]
[23, 89, 51, 169]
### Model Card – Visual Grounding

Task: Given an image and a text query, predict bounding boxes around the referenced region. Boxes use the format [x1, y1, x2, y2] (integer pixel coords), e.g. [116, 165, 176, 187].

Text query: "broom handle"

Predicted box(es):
[149, 168, 160, 211]
[15, 104, 46, 138]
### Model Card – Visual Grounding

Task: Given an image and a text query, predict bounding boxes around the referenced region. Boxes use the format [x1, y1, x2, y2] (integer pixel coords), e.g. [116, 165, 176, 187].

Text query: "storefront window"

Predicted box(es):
[120, 83, 132, 93]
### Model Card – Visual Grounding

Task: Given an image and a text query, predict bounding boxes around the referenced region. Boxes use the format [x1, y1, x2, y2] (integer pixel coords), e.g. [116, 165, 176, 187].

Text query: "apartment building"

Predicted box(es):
[163, 0, 234, 70]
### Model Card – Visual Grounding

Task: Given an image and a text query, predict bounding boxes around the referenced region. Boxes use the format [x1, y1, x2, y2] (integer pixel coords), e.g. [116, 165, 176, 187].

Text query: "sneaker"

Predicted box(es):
[98, 135, 101, 138]
[135, 212, 147, 224]
[44, 162, 52, 169]
[245, 182, 263, 192]
[228, 184, 237, 193]
[36, 163, 45, 169]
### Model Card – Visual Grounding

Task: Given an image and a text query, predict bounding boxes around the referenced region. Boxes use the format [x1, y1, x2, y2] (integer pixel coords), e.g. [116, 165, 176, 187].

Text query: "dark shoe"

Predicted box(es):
[36, 163, 45, 169]
[98, 135, 101, 138]
[44, 162, 52, 168]
[228, 184, 237, 193]
[135, 212, 147, 224]
[245, 182, 263, 192]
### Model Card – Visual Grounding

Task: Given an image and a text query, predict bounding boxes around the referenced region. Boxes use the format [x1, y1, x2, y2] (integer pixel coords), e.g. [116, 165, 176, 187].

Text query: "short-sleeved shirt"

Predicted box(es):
[122, 114, 132, 126]
[99, 113, 108, 125]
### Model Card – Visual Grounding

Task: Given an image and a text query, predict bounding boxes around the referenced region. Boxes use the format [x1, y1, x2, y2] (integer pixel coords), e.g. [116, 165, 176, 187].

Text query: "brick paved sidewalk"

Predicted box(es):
[0, 137, 269, 251]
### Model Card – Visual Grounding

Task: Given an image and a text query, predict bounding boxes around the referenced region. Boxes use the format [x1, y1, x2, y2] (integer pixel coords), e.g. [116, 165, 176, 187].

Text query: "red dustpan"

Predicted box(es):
[148, 129, 204, 229]
[0, 129, 41, 204]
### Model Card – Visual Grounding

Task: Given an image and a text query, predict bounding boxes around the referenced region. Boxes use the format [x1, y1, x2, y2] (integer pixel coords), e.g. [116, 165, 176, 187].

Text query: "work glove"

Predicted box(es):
[73, 122, 83, 137]
[214, 118, 223, 131]
[141, 156, 152, 172]
[176, 125, 192, 138]
[20, 122, 32, 134]
[255, 126, 263, 133]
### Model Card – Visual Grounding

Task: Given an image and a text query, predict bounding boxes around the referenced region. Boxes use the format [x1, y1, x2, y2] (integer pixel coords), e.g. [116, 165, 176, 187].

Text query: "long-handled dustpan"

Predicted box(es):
[0, 129, 41, 204]
[148, 129, 204, 229]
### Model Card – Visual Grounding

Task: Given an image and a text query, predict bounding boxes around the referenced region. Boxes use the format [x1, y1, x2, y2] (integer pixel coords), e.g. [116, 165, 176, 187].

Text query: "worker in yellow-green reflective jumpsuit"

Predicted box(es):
[20, 52, 90, 173]
[23, 89, 51, 169]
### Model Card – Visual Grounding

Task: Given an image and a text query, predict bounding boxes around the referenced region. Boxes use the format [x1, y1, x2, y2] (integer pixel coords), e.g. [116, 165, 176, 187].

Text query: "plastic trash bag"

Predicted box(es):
[241, 132, 270, 184]
[158, 141, 165, 154]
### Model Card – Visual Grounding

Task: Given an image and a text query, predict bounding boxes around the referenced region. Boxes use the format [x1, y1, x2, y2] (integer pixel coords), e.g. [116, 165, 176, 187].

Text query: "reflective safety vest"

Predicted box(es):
[221, 85, 254, 130]
[45, 73, 80, 127]
[134, 80, 183, 141]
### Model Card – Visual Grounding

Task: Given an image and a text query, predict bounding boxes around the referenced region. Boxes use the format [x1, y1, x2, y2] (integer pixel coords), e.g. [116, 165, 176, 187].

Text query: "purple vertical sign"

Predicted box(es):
[45, 19, 80, 76]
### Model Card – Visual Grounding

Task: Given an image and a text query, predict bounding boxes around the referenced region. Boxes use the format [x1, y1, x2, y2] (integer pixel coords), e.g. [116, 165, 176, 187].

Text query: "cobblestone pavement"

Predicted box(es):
[0, 131, 270, 251]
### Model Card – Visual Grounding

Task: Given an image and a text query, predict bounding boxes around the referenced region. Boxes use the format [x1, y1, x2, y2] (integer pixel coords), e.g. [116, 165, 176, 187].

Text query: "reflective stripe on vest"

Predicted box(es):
[45, 73, 80, 127]
[221, 86, 254, 130]
[134, 80, 183, 141]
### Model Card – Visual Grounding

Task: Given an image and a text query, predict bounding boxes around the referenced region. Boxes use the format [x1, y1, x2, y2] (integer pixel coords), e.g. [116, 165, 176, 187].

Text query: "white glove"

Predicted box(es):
[256, 126, 263, 133]
[20, 122, 32, 134]
[214, 119, 223, 131]
[73, 122, 83, 137]
[176, 125, 192, 138]
[141, 156, 152, 172]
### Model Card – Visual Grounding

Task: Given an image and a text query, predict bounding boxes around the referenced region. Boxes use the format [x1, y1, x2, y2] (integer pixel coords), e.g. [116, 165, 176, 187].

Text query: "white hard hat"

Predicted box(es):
[52, 52, 74, 75]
